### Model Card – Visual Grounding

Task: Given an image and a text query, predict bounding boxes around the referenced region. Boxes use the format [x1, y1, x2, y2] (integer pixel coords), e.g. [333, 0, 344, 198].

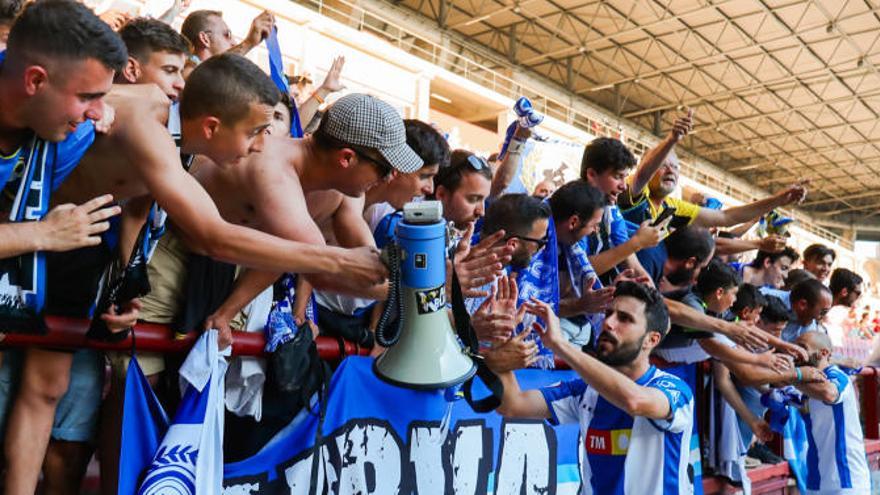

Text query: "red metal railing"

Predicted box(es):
[0, 316, 370, 361]
[5, 317, 880, 494]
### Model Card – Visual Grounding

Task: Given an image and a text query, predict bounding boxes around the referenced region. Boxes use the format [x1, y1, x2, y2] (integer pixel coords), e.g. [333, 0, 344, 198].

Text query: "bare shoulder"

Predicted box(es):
[306, 190, 345, 223]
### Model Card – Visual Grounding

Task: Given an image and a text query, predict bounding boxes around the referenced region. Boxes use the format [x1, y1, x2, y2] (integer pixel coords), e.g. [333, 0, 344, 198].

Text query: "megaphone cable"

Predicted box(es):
[375, 242, 403, 347]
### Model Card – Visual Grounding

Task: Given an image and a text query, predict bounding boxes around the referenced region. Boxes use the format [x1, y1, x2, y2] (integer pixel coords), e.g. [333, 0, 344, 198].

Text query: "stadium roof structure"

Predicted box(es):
[303, 0, 880, 236]
[402, 1, 880, 225]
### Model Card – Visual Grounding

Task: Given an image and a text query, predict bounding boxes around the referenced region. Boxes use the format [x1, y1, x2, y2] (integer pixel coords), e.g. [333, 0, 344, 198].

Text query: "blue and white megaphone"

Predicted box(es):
[373, 201, 476, 389]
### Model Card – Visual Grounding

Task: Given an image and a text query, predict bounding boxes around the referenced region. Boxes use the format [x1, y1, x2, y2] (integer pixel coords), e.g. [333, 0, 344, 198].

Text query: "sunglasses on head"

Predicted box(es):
[466, 154, 489, 171]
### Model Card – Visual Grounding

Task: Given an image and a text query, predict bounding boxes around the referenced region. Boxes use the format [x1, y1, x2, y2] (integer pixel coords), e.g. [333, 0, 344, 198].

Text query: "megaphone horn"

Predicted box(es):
[374, 201, 476, 390]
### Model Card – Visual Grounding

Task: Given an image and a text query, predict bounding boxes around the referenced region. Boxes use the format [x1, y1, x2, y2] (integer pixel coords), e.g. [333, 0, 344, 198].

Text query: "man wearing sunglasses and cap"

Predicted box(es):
[178, 92, 426, 348]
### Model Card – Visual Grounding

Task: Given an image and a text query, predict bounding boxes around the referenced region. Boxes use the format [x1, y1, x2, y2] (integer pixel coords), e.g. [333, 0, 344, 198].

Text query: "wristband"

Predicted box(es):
[795, 367, 802, 383]
[312, 91, 325, 105]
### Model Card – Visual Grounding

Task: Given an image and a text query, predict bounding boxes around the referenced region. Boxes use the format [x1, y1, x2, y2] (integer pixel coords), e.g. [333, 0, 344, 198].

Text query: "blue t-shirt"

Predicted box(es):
[0, 121, 94, 198]
[541, 366, 695, 495]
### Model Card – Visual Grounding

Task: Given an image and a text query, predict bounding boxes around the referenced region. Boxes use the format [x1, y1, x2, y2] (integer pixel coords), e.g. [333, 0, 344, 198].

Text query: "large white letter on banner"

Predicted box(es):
[494, 420, 557, 494]
[407, 423, 445, 495]
[449, 421, 491, 495]
[335, 421, 403, 495]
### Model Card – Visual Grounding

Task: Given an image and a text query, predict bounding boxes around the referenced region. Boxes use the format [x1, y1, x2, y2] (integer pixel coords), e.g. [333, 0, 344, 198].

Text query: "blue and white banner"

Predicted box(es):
[122, 353, 584, 494]
[128, 330, 229, 494]
[223, 356, 582, 494]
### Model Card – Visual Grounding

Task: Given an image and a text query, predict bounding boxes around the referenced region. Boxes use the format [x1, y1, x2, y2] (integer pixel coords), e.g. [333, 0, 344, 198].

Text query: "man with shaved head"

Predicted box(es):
[792, 331, 869, 494]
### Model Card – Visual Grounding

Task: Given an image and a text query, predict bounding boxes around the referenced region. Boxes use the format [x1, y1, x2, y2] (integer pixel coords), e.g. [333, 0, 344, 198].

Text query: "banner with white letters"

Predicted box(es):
[221, 356, 583, 494]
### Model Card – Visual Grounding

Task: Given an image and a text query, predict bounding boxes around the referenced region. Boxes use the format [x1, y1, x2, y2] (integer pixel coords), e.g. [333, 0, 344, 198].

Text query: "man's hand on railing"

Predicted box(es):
[100, 298, 142, 333]
[205, 310, 235, 350]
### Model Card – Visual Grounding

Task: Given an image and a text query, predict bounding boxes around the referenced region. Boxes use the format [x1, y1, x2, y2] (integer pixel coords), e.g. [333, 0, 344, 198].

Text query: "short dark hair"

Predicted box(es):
[548, 180, 606, 223]
[665, 226, 715, 264]
[695, 258, 741, 298]
[0, 0, 24, 24]
[790, 278, 832, 307]
[731, 283, 767, 314]
[180, 9, 222, 49]
[119, 18, 189, 63]
[829, 268, 863, 296]
[761, 295, 791, 324]
[803, 243, 836, 263]
[751, 246, 799, 269]
[433, 149, 493, 194]
[404, 120, 450, 170]
[783, 268, 815, 291]
[6, 0, 127, 73]
[579, 137, 636, 177]
[482, 193, 551, 238]
[614, 281, 670, 337]
[180, 53, 280, 124]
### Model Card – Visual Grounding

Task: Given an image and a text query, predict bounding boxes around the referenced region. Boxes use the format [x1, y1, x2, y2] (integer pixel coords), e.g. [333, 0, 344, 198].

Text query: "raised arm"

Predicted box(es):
[714, 235, 786, 256]
[529, 300, 672, 420]
[693, 181, 807, 229]
[630, 110, 693, 194]
[490, 125, 531, 198]
[665, 298, 768, 350]
[297, 56, 345, 128]
[588, 221, 662, 276]
[227, 11, 274, 57]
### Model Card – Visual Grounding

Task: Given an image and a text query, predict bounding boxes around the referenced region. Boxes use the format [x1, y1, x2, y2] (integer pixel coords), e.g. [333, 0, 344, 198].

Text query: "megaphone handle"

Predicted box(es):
[449, 257, 504, 413]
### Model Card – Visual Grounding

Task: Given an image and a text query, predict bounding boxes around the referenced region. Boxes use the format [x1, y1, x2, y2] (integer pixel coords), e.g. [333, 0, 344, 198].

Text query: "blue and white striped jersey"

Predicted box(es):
[540, 366, 695, 495]
[802, 365, 870, 494]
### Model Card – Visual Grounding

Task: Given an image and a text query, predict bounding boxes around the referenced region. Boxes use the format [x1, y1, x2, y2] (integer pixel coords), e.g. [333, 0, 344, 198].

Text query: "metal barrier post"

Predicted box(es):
[862, 367, 879, 440]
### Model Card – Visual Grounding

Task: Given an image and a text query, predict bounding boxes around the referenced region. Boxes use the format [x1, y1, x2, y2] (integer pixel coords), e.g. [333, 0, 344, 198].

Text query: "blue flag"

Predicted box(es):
[265, 27, 304, 138]
[117, 355, 170, 495]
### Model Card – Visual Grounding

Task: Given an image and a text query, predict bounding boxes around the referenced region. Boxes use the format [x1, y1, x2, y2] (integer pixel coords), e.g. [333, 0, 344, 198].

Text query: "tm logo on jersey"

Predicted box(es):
[585, 428, 631, 456]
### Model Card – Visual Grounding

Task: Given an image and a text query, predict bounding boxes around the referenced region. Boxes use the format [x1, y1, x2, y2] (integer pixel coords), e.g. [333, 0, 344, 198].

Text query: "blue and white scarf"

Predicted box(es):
[514, 220, 559, 369]
[0, 136, 52, 330]
[264, 274, 317, 353]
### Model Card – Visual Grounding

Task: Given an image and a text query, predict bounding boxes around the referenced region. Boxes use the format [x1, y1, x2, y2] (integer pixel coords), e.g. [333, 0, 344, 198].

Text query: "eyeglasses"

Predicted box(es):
[508, 234, 549, 250]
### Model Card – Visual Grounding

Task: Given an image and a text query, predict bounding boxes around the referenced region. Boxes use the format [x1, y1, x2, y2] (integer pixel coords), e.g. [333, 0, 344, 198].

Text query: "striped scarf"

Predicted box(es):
[0, 135, 52, 332]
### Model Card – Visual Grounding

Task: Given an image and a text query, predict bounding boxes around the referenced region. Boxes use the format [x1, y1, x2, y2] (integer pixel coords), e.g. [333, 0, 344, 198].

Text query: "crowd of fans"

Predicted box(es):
[0, 1, 876, 494]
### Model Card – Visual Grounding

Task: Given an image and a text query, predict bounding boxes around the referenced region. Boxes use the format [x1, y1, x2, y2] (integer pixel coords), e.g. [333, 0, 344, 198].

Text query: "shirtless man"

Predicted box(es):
[7, 54, 390, 492]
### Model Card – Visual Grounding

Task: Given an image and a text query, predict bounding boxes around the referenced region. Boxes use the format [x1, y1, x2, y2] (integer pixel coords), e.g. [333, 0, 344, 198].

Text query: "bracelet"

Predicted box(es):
[795, 367, 802, 383]
[312, 91, 325, 105]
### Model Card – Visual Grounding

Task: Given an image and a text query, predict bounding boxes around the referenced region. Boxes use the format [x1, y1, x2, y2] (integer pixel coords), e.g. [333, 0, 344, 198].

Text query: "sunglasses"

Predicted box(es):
[355, 150, 394, 180]
[508, 234, 549, 250]
[467, 154, 489, 171]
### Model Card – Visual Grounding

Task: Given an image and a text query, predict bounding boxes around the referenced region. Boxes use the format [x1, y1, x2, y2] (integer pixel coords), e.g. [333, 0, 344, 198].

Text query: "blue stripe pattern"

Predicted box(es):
[803, 412, 821, 490]
[832, 403, 852, 488]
